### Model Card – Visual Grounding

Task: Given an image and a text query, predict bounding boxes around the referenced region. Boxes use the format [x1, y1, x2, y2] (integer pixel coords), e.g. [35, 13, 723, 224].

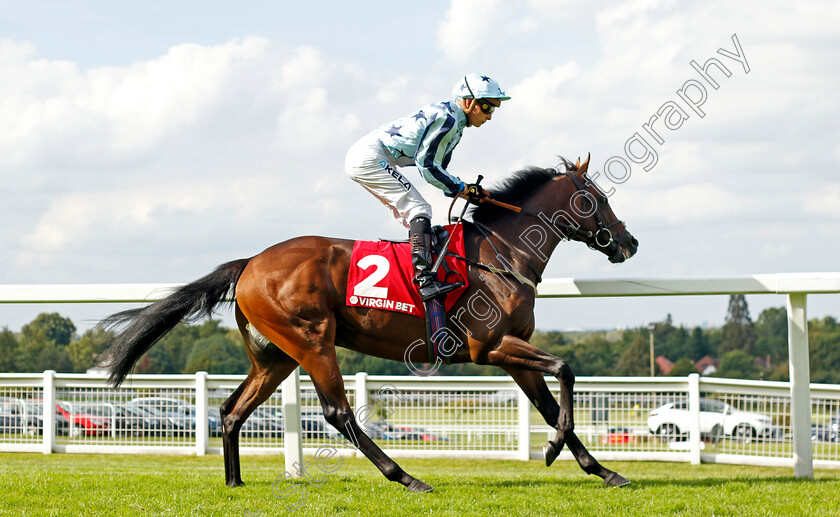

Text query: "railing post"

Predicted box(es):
[282, 367, 303, 475]
[42, 370, 56, 455]
[195, 371, 208, 456]
[687, 373, 701, 465]
[355, 372, 369, 415]
[355, 372, 369, 458]
[787, 293, 813, 479]
[517, 387, 531, 461]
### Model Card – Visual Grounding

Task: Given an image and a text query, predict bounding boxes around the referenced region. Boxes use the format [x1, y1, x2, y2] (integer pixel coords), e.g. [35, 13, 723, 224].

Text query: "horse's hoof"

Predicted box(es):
[226, 479, 244, 488]
[406, 479, 434, 493]
[543, 441, 563, 467]
[604, 472, 631, 487]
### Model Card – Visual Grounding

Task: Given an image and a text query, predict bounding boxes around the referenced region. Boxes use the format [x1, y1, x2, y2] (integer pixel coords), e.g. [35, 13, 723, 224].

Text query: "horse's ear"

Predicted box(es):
[574, 157, 581, 169]
[579, 153, 591, 173]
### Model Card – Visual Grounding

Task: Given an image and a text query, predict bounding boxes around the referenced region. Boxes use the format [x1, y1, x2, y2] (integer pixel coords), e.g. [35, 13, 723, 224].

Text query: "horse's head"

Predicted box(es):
[470, 157, 638, 266]
[557, 155, 638, 263]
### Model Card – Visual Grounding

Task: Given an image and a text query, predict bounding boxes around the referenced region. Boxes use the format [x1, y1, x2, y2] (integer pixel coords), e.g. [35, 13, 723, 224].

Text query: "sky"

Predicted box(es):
[1, 0, 839, 334]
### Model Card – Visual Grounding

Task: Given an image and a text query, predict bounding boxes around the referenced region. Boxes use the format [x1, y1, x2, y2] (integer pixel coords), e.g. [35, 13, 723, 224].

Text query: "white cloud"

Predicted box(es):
[805, 185, 840, 216]
[1, 36, 463, 274]
[525, 0, 614, 18]
[0, 38, 374, 169]
[437, 0, 507, 60]
[616, 182, 746, 224]
[16, 175, 307, 266]
[511, 62, 581, 101]
[0, 38, 269, 164]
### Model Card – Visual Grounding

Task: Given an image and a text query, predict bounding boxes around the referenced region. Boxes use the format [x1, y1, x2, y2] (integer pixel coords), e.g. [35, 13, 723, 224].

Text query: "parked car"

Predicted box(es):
[254, 406, 337, 439]
[56, 401, 110, 437]
[23, 399, 71, 436]
[204, 405, 338, 439]
[208, 407, 224, 437]
[600, 427, 634, 444]
[299, 409, 338, 439]
[129, 397, 222, 437]
[0, 397, 26, 434]
[648, 398, 780, 444]
[75, 403, 174, 438]
[114, 404, 173, 437]
[374, 422, 446, 442]
[240, 406, 284, 436]
[811, 423, 837, 443]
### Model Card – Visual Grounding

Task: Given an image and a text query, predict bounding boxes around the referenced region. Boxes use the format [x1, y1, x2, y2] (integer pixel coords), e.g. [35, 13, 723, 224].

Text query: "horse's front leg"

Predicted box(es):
[502, 367, 631, 487]
[478, 335, 576, 455]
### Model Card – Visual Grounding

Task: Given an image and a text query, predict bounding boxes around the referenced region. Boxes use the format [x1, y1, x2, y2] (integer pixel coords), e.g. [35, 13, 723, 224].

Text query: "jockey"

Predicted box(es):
[345, 73, 511, 301]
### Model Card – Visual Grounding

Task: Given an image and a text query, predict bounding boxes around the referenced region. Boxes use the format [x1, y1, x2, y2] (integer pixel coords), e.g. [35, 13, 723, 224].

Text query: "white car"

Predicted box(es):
[648, 398, 780, 444]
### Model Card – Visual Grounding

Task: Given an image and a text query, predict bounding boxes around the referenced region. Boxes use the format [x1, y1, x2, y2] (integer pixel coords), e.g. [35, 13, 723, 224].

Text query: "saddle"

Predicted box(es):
[346, 224, 469, 365]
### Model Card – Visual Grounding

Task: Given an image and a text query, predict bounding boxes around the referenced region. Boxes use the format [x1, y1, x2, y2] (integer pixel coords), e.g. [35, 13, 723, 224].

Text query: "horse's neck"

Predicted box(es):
[468, 211, 565, 281]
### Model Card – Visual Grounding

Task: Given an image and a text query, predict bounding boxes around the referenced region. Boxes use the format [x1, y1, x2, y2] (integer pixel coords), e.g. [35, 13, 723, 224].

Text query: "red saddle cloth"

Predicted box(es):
[346, 224, 469, 318]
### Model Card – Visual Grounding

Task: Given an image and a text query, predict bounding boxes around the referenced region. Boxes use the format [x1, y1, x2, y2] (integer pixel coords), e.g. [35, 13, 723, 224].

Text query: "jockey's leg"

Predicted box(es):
[344, 134, 430, 228]
[409, 216, 464, 301]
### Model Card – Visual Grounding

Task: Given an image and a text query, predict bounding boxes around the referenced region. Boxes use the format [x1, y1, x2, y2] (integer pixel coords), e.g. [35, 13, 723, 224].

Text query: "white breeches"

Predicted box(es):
[345, 134, 432, 228]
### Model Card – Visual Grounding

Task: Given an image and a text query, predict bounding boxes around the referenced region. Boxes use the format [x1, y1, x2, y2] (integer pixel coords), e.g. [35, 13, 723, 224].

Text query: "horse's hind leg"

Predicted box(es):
[503, 367, 630, 487]
[221, 307, 299, 487]
[301, 348, 433, 492]
[251, 311, 432, 492]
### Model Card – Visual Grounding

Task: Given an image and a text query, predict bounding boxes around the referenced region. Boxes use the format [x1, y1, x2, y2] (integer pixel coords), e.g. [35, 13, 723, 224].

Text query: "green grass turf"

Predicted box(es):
[1, 453, 839, 516]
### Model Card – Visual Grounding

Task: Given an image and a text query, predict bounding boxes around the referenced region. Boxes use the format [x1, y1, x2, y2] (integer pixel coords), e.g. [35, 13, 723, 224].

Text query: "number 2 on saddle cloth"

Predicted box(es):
[346, 224, 469, 365]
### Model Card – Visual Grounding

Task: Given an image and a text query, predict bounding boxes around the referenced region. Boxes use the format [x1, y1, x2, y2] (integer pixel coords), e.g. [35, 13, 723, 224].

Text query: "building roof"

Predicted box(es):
[655, 356, 675, 375]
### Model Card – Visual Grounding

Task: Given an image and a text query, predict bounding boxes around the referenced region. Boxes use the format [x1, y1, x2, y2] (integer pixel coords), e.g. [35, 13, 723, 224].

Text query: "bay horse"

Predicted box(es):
[101, 155, 638, 491]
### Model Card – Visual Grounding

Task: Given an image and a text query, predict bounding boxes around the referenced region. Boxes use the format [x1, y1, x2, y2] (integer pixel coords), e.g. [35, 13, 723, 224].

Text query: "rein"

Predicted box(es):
[446, 172, 627, 292]
[484, 173, 624, 246]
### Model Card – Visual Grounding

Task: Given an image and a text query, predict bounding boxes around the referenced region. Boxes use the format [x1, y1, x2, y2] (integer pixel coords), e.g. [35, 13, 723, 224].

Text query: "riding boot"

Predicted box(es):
[410, 216, 463, 301]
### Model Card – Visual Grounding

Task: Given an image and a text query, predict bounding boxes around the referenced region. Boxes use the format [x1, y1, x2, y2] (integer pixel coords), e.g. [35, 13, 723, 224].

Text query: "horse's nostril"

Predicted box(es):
[631, 237, 639, 247]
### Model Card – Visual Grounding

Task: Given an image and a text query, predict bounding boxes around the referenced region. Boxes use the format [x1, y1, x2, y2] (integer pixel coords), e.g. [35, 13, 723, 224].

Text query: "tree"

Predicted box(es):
[22, 313, 76, 347]
[809, 316, 840, 384]
[183, 334, 250, 374]
[668, 357, 697, 376]
[0, 327, 18, 372]
[689, 327, 713, 360]
[336, 347, 413, 375]
[658, 325, 691, 360]
[616, 335, 656, 376]
[17, 313, 76, 372]
[753, 307, 788, 365]
[720, 295, 756, 354]
[766, 361, 789, 382]
[135, 320, 228, 374]
[67, 329, 113, 373]
[33, 344, 74, 373]
[715, 350, 761, 379]
[569, 334, 621, 376]
[530, 331, 567, 358]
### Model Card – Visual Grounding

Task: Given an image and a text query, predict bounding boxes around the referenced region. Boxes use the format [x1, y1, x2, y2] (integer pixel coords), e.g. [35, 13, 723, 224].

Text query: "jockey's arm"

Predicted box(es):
[414, 114, 464, 197]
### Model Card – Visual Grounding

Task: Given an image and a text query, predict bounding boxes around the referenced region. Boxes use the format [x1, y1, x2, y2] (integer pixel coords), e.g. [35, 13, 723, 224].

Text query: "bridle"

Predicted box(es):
[560, 172, 627, 254]
[450, 172, 629, 290]
[467, 172, 627, 250]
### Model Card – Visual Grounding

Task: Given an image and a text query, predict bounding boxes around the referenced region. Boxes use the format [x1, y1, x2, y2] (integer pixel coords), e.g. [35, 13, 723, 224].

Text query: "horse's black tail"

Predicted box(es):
[100, 258, 251, 387]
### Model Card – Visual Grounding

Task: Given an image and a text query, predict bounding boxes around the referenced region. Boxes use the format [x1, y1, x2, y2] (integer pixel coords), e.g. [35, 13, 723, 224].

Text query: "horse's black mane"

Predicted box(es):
[469, 157, 578, 224]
